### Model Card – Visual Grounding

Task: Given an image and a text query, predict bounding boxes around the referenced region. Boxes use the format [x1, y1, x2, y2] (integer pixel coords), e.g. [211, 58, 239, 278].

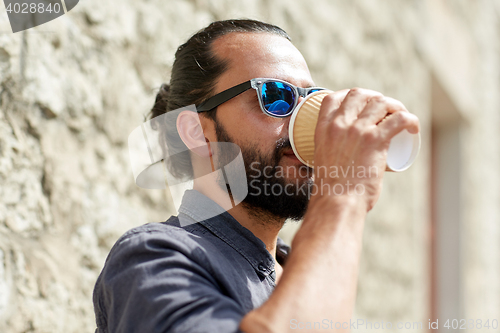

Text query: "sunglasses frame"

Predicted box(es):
[196, 78, 325, 118]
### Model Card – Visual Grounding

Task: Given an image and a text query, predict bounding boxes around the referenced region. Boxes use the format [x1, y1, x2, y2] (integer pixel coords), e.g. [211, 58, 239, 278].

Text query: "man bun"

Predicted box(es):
[150, 83, 170, 121]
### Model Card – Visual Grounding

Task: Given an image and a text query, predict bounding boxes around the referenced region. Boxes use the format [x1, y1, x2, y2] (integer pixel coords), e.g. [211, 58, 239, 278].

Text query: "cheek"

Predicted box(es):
[238, 115, 286, 150]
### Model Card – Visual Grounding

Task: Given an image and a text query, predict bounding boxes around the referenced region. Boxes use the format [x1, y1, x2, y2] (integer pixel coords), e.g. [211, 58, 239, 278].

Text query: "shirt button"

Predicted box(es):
[258, 263, 266, 271]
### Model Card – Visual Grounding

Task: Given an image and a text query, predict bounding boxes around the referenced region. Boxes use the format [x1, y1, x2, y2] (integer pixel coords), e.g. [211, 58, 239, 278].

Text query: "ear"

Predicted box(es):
[176, 110, 211, 157]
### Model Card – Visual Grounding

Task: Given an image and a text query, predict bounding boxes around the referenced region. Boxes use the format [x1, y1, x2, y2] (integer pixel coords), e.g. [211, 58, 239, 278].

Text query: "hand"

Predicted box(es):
[312, 88, 420, 211]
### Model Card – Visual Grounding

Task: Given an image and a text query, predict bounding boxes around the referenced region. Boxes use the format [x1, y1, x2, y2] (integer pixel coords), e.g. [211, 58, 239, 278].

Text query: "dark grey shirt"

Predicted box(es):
[93, 190, 290, 333]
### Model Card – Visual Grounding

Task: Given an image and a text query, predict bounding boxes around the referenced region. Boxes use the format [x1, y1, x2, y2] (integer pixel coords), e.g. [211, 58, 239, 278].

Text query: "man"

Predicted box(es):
[93, 19, 419, 333]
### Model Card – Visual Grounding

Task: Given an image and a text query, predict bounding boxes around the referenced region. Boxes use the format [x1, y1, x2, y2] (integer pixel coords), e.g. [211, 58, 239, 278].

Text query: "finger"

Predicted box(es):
[378, 111, 420, 139]
[335, 88, 383, 124]
[317, 89, 349, 125]
[356, 96, 408, 126]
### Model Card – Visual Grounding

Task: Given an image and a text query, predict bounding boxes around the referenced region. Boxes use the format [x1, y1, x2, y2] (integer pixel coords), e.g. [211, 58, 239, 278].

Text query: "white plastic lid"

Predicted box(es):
[386, 130, 421, 171]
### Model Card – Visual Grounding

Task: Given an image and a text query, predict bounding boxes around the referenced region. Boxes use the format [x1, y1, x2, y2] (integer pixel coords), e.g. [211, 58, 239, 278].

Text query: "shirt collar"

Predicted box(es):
[178, 190, 278, 278]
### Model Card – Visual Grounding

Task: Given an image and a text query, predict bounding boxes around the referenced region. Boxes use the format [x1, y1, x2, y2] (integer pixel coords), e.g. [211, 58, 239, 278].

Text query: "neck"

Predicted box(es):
[227, 203, 285, 259]
[193, 179, 284, 259]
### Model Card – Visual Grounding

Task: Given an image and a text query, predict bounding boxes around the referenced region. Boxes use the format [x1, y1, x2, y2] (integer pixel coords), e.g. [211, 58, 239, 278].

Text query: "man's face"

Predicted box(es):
[206, 32, 316, 221]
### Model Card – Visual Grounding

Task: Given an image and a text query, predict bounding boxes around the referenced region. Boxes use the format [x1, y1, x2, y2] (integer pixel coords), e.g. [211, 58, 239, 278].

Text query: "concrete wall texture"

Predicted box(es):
[0, 0, 499, 331]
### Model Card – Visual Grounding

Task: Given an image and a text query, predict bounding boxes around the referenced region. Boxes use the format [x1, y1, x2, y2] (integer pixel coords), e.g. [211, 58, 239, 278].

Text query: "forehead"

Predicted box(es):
[211, 32, 313, 88]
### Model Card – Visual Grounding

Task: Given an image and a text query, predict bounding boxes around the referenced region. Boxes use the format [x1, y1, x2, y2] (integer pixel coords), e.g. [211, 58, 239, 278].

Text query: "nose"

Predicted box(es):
[297, 95, 306, 105]
[282, 106, 297, 136]
[283, 94, 307, 135]
[290, 95, 306, 117]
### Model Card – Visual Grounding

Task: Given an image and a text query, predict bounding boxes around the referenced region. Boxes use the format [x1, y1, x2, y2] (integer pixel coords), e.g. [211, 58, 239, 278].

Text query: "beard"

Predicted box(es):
[212, 116, 313, 223]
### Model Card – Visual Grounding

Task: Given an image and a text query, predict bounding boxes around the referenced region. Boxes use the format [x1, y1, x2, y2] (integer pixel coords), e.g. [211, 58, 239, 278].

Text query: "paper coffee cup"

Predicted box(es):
[289, 90, 420, 172]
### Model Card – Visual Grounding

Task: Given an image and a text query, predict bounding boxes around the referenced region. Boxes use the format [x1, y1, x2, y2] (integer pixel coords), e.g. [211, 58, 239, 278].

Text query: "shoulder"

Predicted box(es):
[118, 215, 185, 240]
[105, 216, 211, 265]
[93, 216, 245, 333]
[95, 215, 222, 302]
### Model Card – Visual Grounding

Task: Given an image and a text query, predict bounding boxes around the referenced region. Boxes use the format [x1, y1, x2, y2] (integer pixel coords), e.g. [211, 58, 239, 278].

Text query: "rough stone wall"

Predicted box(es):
[0, 0, 498, 332]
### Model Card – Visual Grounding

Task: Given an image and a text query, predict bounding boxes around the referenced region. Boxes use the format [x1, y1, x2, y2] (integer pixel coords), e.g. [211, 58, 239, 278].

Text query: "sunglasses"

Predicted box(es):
[196, 78, 325, 118]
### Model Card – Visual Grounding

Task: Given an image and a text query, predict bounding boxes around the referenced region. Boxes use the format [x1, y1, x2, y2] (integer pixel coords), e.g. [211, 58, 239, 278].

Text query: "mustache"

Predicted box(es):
[275, 137, 292, 153]
[274, 137, 293, 162]
[274, 136, 313, 172]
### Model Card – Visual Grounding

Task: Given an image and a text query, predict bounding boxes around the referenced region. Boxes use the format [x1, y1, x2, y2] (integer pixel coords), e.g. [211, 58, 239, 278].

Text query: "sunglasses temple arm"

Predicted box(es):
[196, 81, 252, 112]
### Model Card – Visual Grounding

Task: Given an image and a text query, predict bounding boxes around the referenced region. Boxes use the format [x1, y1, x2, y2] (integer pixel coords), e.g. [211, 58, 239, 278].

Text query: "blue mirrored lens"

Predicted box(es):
[262, 82, 295, 115]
